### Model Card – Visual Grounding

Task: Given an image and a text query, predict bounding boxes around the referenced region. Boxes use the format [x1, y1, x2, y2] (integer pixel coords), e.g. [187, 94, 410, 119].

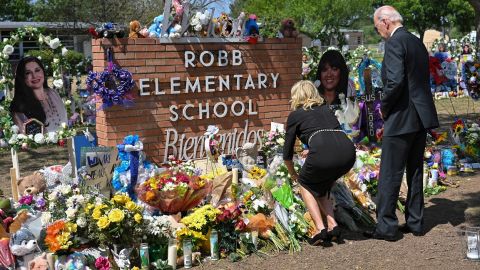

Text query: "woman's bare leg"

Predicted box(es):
[299, 186, 325, 233]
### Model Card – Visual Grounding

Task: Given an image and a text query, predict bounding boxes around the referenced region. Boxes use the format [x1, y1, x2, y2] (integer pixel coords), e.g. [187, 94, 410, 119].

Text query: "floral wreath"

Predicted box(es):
[86, 63, 135, 110]
[0, 27, 77, 150]
[464, 61, 480, 100]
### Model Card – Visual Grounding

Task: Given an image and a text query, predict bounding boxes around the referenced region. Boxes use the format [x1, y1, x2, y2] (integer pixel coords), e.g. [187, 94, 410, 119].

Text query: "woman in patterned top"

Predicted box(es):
[10, 56, 68, 134]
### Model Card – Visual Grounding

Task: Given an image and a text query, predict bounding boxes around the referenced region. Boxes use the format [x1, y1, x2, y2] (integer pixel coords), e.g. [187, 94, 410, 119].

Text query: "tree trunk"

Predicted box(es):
[468, 0, 480, 49]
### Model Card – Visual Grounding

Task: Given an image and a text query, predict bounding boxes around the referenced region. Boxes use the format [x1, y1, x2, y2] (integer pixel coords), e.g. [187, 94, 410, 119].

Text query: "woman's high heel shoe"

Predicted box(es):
[328, 226, 342, 243]
[307, 229, 331, 246]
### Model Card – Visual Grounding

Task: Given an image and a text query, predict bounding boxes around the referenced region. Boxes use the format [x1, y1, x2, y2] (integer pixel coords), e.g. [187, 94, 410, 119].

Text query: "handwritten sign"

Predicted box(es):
[82, 147, 119, 197]
[24, 118, 44, 135]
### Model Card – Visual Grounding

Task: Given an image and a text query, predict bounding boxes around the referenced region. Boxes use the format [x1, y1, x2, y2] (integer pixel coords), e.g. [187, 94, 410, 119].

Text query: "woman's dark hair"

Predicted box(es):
[10, 56, 48, 123]
[315, 50, 349, 99]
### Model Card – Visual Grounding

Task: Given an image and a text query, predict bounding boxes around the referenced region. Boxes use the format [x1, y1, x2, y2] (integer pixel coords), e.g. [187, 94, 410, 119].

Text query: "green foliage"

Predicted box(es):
[64, 50, 86, 74]
[26, 50, 55, 75]
[230, 0, 371, 45]
[0, 0, 34, 21]
[424, 185, 447, 197]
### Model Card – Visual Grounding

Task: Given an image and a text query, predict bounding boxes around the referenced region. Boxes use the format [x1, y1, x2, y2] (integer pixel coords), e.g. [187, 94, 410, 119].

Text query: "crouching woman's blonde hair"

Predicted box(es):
[290, 80, 324, 110]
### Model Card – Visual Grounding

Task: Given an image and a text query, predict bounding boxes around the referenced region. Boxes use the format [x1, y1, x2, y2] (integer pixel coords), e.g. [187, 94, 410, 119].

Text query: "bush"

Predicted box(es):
[26, 49, 88, 76]
[64, 50, 86, 75]
[26, 49, 54, 76]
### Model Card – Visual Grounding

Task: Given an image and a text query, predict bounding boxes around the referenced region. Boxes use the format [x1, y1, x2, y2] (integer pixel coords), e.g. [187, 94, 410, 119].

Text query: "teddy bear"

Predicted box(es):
[29, 253, 48, 270]
[148, 15, 165, 38]
[128, 20, 145, 39]
[17, 172, 46, 196]
[279, 18, 298, 38]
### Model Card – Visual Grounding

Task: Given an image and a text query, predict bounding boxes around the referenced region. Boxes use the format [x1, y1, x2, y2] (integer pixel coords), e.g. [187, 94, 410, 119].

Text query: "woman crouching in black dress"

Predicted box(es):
[283, 80, 356, 246]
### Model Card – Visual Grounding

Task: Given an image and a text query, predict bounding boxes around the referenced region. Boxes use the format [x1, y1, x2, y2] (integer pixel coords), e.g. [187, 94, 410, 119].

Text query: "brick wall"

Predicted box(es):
[92, 38, 302, 164]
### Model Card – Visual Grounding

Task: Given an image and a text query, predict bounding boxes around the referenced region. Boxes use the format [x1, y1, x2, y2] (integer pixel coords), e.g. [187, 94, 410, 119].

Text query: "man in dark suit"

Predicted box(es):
[367, 5, 439, 241]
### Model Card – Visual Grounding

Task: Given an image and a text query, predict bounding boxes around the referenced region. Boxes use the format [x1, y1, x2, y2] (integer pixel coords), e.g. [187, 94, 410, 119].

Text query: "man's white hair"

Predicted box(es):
[374, 6, 403, 23]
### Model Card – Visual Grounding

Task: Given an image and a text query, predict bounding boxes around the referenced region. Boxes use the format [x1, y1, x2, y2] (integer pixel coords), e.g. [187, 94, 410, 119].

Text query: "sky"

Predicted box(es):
[210, 0, 232, 16]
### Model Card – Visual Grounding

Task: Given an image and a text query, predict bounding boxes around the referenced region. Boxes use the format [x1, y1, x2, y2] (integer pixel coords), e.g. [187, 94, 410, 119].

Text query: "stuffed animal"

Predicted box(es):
[172, 0, 184, 16]
[95, 23, 125, 38]
[148, 15, 165, 38]
[128, 20, 144, 39]
[235, 12, 246, 36]
[279, 18, 298, 38]
[29, 253, 48, 270]
[0, 237, 14, 269]
[9, 227, 39, 270]
[17, 172, 46, 196]
[244, 14, 259, 36]
[55, 252, 88, 270]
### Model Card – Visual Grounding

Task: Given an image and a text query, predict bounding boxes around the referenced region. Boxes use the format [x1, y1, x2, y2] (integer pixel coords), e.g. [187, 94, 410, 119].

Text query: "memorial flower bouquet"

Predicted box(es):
[44, 220, 79, 253]
[86, 193, 144, 247]
[177, 204, 221, 251]
[260, 129, 285, 159]
[137, 160, 212, 214]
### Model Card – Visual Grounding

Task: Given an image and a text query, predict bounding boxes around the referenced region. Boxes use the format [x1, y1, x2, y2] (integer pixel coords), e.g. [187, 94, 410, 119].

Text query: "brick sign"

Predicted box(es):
[92, 38, 302, 164]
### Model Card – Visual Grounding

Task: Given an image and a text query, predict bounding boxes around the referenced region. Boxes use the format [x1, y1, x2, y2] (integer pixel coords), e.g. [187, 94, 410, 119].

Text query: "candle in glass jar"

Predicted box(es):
[232, 168, 239, 185]
[183, 238, 193, 268]
[167, 238, 177, 269]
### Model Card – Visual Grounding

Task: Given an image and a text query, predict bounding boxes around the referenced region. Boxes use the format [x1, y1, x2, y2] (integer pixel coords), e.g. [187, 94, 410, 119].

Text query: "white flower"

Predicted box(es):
[38, 35, 44, 44]
[77, 215, 87, 228]
[8, 135, 18, 145]
[0, 77, 6, 84]
[49, 38, 61, 50]
[2, 45, 14, 56]
[163, 182, 176, 191]
[11, 125, 19, 134]
[41, 212, 52, 225]
[276, 138, 285, 145]
[360, 183, 367, 193]
[64, 100, 72, 106]
[62, 47, 68, 56]
[28, 134, 33, 140]
[53, 79, 63, 88]
[17, 134, 27, 140]
[252, 199, 266, 211]
[48, 191, 58, 201]
[60, 184, 71, 195]
[65, 208, 77, 220]
[46, 132, 58, 143]
[53, 58, 59, 64]
[34, 133, 45, 144]
[61, 122, 67, 129]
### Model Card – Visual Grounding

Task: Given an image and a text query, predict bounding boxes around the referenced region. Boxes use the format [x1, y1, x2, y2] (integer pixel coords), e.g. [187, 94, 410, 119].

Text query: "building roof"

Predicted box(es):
[0, 21, 94, 30]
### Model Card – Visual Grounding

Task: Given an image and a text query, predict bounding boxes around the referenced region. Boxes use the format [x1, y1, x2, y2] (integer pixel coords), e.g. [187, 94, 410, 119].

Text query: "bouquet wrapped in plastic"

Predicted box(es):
[136, 169, 212, 214]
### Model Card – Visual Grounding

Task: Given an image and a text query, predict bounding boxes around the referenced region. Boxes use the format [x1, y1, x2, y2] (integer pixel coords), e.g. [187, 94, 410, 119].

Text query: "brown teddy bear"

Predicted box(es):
[129, 20, 145, 39]
[279, 18, 298, 38]
[17, 172, 46, 196]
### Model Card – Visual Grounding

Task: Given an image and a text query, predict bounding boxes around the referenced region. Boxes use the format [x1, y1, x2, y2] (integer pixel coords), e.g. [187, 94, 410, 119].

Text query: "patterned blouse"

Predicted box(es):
[13, 88, 68, 134]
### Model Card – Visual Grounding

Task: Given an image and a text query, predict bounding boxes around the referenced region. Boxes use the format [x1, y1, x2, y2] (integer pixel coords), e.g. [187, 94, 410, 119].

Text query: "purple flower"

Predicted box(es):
[19, 195, 34, 205]
[36, 198, 46, 208]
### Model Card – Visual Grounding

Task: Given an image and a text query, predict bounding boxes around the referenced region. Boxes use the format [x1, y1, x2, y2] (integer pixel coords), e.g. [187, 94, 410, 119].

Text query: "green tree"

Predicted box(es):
[0, 0, 34, 21]
[376, 0, 474, 41]
[229, 0, 371, 45]
[468, 0, 480, 48]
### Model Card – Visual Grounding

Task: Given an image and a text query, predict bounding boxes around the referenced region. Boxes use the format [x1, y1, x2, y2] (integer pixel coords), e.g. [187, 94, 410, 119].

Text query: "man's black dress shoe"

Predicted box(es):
[363, 230, 399, 241]
[398, 224, 424, 236]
